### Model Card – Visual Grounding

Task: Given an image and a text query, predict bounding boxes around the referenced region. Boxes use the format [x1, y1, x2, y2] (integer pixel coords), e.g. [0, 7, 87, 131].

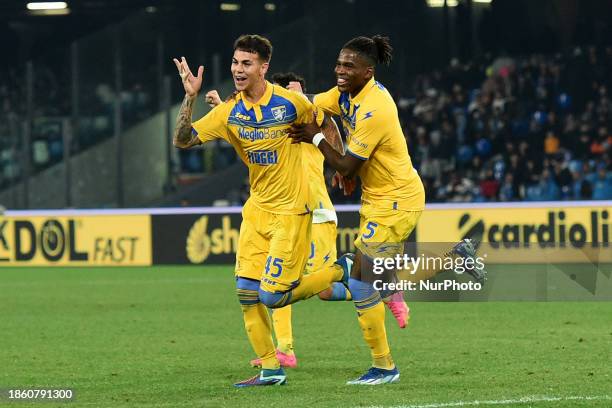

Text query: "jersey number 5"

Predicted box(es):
[362, 221, 378, 239]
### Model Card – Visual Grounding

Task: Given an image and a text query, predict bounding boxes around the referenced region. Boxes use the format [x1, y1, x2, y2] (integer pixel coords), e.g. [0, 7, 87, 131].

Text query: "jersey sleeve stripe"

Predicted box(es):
[346, 148, 368, 161]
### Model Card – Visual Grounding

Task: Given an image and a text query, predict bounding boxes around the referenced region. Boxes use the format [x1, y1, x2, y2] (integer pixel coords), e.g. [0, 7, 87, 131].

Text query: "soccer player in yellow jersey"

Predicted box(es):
[206, 73, 349, 369]
[289, 35, 486, 385]
[254, 73, 347, 368]
[172, 35, 347, 387]
[272, 78, 412, 331]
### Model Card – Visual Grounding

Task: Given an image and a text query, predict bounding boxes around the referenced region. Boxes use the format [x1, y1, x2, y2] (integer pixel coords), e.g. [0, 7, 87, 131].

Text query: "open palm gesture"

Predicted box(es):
[173, 56, 204, 97]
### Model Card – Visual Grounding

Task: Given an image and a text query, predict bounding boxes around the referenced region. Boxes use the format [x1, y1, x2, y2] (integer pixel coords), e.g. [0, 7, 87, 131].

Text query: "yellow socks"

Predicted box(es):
[240, 303, 279, 370]
[272, 305, 294, 355]
[350, 277, 394, 370]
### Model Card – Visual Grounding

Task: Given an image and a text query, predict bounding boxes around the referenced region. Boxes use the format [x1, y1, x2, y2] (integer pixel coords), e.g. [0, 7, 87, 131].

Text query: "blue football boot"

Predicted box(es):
[234, 368, 287, 388]
[346, 366, 400, 385]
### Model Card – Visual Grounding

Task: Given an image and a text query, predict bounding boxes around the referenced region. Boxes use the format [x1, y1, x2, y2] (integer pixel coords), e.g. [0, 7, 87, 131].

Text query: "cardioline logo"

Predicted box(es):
[458, 213, 485, 243]
[458, 210, 611, 248]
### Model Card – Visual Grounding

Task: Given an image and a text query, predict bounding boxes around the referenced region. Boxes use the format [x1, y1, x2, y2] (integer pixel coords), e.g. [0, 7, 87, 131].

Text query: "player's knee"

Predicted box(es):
[349, 277, 382, 310]
[236, 277, 260, 305]
[317, 287, 333, 300]
[258, 288, 291, 308]
[318, 283, 349, 301]
[348, 277, 377, 301]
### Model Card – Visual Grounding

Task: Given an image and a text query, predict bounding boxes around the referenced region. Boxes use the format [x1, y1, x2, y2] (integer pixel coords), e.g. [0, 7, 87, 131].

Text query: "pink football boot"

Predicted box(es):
[250, 350, 298, 368]
[385, 291, 410, 329]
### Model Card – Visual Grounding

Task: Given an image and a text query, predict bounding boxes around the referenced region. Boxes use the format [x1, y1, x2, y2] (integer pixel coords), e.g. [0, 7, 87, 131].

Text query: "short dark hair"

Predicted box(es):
[342, 35, 393, 66]
[271, 72, 306, 92]
[233, 34, 273, 62]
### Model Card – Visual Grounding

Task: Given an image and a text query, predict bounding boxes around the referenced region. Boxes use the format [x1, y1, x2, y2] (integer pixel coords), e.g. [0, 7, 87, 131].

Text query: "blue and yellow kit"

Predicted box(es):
[191, 82, 317, 292]
[314, 77, 425, 258]
[302, 141, 338, 273]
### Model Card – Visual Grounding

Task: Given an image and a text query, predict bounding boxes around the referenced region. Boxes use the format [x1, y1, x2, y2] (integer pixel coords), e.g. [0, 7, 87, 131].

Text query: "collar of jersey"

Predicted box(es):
[350, 77, 376, 105]
[239, 81, 274, 110]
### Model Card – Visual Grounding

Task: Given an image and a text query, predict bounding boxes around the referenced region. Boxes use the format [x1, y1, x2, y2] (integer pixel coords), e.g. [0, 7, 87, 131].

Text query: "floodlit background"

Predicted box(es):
[1, 2, 611, 407]
[0, 0, 610, 209]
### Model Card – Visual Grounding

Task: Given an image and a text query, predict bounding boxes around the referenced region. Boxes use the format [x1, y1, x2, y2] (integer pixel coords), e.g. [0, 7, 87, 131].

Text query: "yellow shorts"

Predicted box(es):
[235, 200, 311, 293]
[354, 203, 422, 259]
[305, 221, 337, 274]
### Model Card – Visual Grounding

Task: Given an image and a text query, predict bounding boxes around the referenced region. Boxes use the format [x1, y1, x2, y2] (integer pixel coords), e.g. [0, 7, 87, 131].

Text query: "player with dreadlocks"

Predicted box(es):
[289, 35, 486, 385]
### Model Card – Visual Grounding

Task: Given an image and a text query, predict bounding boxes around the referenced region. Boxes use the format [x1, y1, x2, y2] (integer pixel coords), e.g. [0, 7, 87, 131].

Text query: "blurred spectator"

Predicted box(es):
[572, 170, 592, 200]
[544, 131, 560, 157]
[499, 173, 518, 201]
[592, 168, 612, 199]
[398, 46, 612, 203]
[479, 169, 500, 201]
[1, 43, 612, 204]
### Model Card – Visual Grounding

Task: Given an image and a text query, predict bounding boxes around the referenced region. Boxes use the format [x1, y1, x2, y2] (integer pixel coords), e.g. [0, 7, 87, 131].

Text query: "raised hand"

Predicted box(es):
[205, 90, 222, 107]
[287, 81, 304, 94]
[332, 171, 356, 196]
[173, 56, 203, 97]
[288, 111, 321, 144]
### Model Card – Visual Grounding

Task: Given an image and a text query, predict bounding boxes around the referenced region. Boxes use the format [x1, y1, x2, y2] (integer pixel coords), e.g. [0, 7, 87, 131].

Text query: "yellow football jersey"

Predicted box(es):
[191, 81, 316, 215]
[302, 143, 336, 223]
[313, 77, 424, 210]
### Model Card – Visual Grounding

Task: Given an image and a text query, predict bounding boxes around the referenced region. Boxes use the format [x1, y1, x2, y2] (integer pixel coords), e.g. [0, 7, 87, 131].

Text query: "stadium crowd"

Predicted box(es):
[397, 46, 612, 202]
[2, 46, 612, 202]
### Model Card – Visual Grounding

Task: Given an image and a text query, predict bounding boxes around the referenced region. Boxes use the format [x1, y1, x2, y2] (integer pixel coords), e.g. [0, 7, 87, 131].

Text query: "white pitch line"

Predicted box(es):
[364, 395, 612, 408]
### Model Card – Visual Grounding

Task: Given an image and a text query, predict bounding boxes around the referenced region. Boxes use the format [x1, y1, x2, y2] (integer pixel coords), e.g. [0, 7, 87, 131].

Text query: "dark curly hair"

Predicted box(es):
[270, 72, 306, 92]
[342, 35, 393, 66]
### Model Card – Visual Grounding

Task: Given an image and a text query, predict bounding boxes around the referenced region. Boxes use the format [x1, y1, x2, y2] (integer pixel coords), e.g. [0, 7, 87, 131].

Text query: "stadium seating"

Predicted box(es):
[396, 47, 611, 202]
[1, 45, 610, 204]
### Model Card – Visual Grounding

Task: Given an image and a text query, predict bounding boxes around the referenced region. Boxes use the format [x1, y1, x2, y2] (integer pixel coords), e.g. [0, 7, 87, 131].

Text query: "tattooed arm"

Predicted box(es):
[172, 56, 204, 149]
[173, 94, 201, 148]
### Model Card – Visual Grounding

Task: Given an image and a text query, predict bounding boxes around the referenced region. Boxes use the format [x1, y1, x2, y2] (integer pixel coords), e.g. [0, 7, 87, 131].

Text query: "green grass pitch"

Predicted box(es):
[1, 266, 611, 407]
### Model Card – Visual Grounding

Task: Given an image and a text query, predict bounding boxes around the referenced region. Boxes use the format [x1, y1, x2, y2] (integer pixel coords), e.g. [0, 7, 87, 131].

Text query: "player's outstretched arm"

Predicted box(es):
[172, 57, 204, 148]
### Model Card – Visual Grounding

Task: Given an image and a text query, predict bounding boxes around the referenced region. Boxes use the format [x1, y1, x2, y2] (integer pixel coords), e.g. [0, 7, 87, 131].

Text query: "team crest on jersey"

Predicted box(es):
[271, 105, 286, 121]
